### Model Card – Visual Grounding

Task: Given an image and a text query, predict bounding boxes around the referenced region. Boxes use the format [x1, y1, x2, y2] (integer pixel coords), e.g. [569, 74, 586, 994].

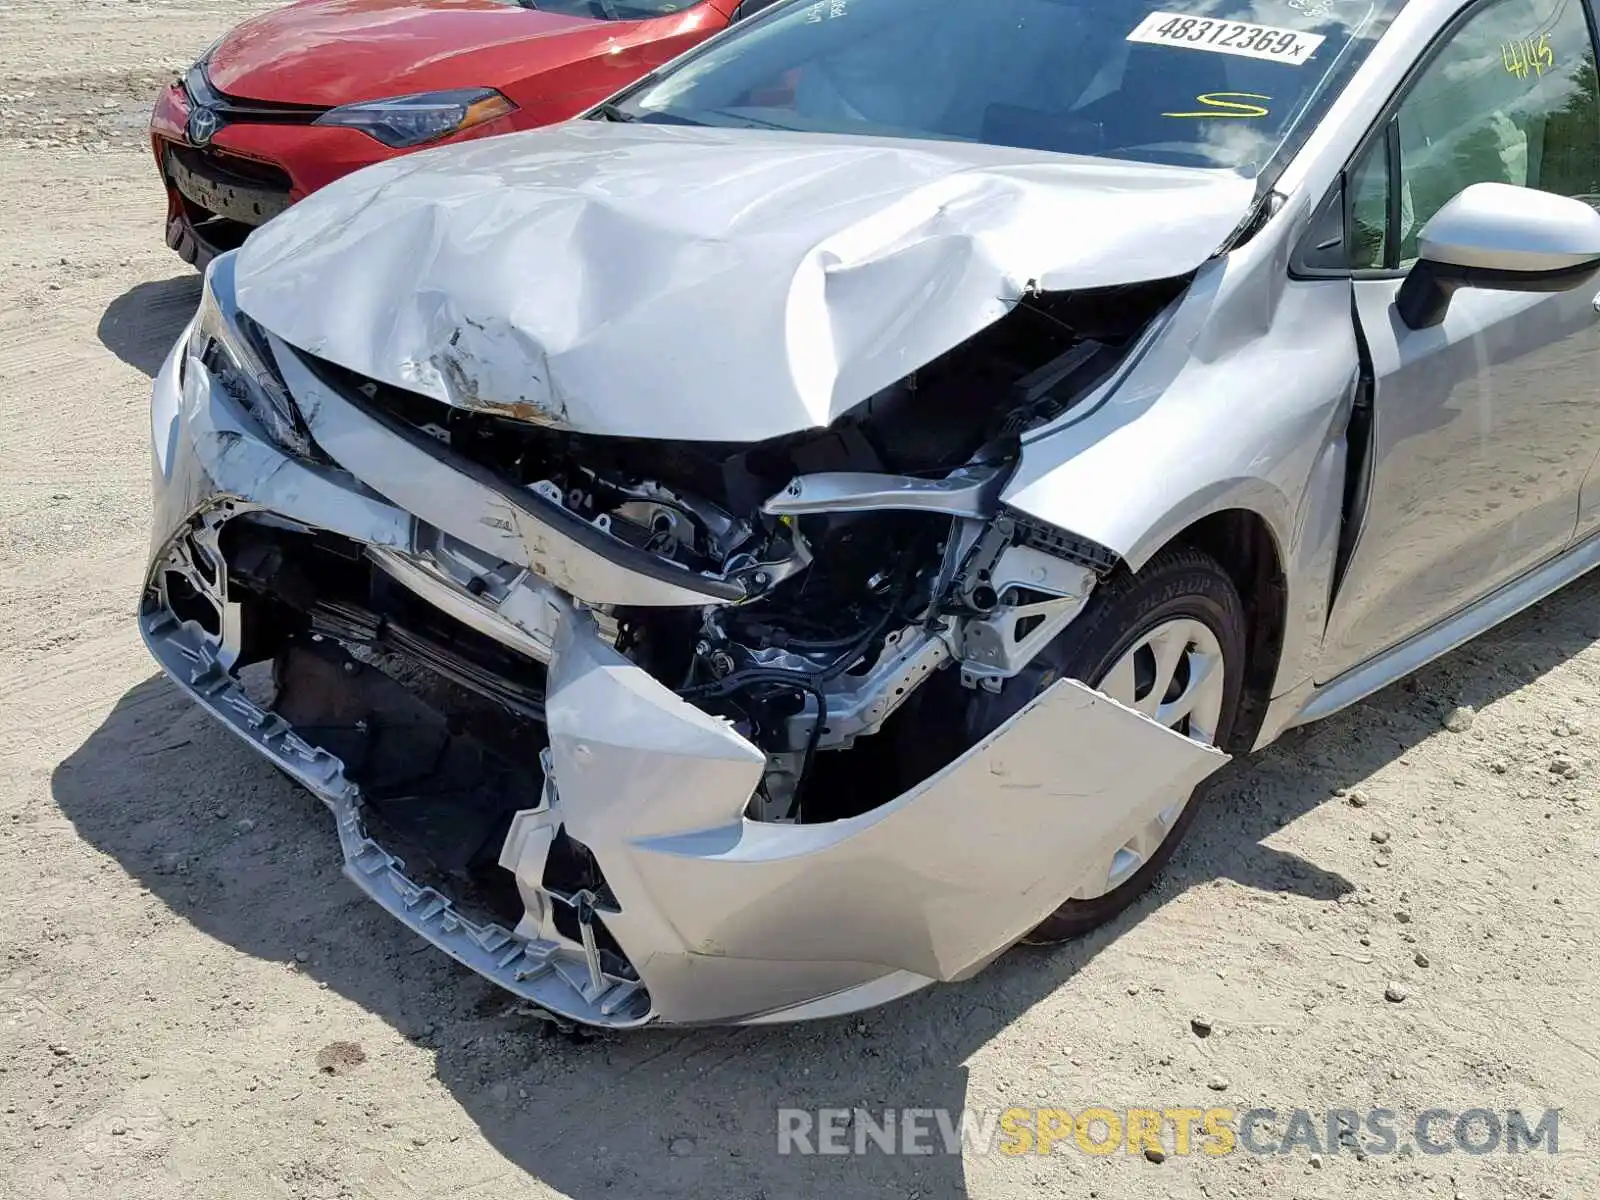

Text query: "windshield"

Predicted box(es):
[611, 0, 1404, 174]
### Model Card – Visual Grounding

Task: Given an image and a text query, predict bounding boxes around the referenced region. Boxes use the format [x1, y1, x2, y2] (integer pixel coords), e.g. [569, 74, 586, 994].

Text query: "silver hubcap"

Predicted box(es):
[1075, 617, 1226, 900]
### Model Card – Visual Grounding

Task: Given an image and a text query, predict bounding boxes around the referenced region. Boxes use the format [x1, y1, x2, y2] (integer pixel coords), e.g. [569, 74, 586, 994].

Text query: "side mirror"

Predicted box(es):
[1396, 182, 1600, 329]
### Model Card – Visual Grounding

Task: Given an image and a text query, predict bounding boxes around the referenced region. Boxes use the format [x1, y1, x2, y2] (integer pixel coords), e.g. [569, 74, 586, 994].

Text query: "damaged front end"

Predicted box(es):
[142, 251, 1225, 1027]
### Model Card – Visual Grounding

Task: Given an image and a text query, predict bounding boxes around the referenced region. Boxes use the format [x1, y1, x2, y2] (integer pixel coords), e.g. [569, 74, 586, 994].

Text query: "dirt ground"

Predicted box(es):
[2, 3, 1598, 1197]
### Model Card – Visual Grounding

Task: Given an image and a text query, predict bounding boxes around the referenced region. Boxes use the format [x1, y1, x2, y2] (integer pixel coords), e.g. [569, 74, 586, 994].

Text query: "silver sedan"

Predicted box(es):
[142, 0, 1600, 1026]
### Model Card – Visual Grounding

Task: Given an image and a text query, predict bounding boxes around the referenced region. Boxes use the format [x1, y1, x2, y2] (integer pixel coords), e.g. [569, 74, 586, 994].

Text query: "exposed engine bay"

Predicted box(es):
[268, 279, 1184, 828]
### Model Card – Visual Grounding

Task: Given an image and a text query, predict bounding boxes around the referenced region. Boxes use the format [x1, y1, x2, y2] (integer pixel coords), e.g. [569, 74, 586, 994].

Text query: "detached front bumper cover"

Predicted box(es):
[140, 260, 1229, 1028]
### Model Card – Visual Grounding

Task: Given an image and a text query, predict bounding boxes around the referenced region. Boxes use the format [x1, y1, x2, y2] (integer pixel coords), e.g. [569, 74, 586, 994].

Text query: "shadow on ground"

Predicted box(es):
[97, 275, 201, 377]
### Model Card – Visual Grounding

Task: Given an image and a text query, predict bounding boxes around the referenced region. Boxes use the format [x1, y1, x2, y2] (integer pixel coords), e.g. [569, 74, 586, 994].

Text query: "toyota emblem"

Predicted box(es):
[186, 105, 222, 147]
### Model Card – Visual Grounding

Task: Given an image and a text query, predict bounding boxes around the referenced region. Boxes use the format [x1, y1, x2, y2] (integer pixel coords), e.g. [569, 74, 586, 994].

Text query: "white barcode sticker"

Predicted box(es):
[1127, 11, 1326, 64]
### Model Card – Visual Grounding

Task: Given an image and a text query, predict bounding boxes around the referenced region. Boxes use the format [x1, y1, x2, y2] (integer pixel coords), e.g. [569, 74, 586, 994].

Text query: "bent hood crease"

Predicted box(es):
[235, 121, 1256, 442]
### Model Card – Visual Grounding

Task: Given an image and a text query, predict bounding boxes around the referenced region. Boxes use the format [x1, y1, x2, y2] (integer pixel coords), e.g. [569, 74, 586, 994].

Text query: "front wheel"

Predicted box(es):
[960, 545, 1249, 943]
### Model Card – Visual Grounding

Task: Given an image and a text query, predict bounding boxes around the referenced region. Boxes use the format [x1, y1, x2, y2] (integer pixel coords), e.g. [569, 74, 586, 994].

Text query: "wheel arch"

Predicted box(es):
[1164, 508, 1288, 753]
[1006, 466, 1319, 753]
[1055, 499, 1289, 754]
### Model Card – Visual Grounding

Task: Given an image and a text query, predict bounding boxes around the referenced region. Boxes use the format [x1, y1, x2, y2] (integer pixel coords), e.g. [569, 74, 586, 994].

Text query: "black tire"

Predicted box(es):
[962, 544, 1249, 943]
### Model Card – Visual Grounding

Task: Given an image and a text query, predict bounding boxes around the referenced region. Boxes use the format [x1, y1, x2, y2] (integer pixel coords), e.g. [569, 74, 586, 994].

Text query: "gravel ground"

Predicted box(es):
[1, 4, 1597, 1198]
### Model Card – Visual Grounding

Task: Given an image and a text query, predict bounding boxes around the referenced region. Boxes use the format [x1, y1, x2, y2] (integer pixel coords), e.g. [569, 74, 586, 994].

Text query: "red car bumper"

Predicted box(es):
[151, 82, 514, 269]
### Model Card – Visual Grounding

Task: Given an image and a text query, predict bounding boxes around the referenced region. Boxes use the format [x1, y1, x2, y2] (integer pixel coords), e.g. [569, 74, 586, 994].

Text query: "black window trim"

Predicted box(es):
[1292, 0, 1600, 280]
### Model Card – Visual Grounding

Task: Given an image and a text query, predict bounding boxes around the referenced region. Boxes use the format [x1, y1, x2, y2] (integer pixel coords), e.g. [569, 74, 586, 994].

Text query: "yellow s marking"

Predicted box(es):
[1163, 91, 1271, 118]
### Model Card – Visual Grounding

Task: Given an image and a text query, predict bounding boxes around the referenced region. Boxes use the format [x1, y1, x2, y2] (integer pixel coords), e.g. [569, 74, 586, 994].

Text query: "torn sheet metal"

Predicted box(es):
[268, 331, 743, 607]
[150, 318, 415, 559]
[537, 608, 1227, 1024]
[234, 122, 1256, 442]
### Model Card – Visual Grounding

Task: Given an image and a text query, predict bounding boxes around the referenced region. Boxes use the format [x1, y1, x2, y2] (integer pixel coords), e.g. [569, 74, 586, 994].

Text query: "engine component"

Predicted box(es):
[957, 545, 1098, 693]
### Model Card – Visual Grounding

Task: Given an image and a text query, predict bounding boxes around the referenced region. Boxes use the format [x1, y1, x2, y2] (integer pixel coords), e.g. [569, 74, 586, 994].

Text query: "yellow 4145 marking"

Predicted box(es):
[1503, 32, 1555, 78]
[1162, 91, 1271, 118]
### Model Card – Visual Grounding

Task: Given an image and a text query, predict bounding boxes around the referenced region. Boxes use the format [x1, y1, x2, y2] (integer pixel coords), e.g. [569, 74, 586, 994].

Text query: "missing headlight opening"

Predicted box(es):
[144, 264, 1190, 1024]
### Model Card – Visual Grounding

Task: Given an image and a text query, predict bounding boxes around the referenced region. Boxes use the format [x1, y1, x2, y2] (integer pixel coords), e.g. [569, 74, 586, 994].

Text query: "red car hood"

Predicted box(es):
[208, 0, 634, 106]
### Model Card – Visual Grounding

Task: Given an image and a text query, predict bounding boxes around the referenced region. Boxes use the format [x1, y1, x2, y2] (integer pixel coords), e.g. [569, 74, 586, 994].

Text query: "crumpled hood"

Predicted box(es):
[236, 122, 1256, 442]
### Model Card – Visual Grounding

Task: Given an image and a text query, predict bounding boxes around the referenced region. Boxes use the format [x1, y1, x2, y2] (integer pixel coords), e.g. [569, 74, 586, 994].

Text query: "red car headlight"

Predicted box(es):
[313, 88, 516, 148]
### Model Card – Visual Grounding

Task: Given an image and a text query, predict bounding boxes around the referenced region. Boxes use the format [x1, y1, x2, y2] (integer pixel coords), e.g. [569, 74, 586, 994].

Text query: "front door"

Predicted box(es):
[1319, 0, 1600, 680]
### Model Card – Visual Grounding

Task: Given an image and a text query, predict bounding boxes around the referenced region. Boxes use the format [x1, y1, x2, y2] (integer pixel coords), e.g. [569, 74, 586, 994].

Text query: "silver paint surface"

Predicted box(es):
[233, 122, 1254, 442]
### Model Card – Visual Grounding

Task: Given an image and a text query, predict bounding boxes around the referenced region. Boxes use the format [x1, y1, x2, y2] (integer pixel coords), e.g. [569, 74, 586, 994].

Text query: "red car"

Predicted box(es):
[150, 0, 744, 268]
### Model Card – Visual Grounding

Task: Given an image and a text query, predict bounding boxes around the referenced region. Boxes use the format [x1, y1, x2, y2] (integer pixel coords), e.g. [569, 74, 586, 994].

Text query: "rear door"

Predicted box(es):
[1318, 0, 1600, 680]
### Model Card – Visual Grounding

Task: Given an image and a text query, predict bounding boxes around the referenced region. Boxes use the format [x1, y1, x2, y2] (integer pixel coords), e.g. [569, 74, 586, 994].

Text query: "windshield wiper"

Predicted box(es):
[697, 107, 795, 131]
[590, 101, 636, 123]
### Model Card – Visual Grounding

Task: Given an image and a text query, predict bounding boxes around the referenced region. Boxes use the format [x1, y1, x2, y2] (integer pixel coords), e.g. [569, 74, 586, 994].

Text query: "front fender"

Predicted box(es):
[1001, 252, 1359, 703]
